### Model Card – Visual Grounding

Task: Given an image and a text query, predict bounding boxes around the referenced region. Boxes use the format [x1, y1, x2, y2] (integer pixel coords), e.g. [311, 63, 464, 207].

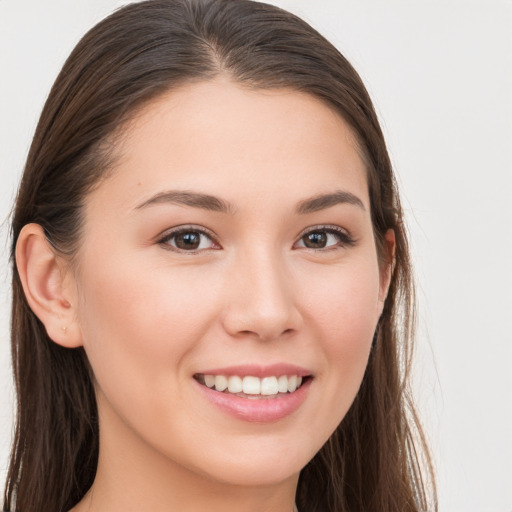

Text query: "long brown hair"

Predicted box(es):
[4, 1, 436, 511]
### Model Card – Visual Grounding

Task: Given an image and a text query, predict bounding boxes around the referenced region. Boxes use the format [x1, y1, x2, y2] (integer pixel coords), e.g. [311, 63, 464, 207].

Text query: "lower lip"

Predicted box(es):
[195, 378, 311, 423]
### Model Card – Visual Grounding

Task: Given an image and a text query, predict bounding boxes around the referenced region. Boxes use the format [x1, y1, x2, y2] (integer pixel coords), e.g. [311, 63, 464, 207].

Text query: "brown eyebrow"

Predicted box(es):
[296, 190, 365, 214]
[135, 190, 235, 214]
[136, 189, 364, 215]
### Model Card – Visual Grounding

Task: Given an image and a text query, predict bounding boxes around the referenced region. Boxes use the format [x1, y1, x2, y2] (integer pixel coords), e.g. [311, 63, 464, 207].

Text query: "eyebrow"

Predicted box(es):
[136, 190, 234, 213]
[296, 190, 365, 214]
[135, 189, 365, 215]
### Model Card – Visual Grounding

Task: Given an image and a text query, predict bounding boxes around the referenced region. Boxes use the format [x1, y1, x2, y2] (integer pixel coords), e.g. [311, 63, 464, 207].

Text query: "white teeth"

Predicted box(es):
[227, 375, 243, 393]
[204, 375, 215, 388]
[261, 376, 279, 395]
[277, 375, 288, 393]
[202, 374, 306, 396]
[287, 375, 298, 392]
[214, 375, 228, 391]
[242, 376, 261, 395]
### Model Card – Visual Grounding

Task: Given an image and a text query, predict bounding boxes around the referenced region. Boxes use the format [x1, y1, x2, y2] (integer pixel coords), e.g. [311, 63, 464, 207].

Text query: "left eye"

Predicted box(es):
[295, 228, 351, 250]
[160, 229, 216, 251]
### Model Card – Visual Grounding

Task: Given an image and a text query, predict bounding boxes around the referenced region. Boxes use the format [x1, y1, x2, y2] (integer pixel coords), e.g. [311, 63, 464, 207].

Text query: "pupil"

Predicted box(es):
[305, 232, 327, 248]
[176, 232, 200, 250]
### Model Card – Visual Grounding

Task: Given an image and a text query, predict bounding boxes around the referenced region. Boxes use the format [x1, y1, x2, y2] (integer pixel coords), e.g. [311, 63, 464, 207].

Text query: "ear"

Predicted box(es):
[378, 229, 396, 306]
[15, 223, 83, 348]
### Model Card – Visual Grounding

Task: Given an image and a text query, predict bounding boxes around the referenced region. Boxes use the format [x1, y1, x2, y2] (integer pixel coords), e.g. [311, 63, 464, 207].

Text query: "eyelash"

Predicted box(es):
[157, 225, 219, 253]
[157, 224, 355, 253]
[294, 225, 356, 251]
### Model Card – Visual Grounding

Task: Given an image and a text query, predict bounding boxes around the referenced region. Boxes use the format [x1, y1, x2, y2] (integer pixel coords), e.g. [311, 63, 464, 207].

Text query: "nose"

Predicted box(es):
[222, 249, 303, 341]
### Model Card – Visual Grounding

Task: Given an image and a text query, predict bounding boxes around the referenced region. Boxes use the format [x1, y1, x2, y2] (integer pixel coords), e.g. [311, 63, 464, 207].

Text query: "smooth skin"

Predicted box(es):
[16, 79, 394, 512]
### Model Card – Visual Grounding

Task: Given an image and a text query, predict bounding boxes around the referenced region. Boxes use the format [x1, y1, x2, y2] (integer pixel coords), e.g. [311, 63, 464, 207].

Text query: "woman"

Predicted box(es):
[4, 0, 436, 511]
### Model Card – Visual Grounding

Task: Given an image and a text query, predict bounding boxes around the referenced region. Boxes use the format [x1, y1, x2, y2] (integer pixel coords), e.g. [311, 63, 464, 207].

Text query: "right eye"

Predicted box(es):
[158, 227, 219, 252]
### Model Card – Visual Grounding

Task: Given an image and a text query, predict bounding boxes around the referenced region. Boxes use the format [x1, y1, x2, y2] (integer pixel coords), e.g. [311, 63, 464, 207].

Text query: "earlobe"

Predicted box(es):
[15, 223, 83, 348]
[378, 229, 396, 305]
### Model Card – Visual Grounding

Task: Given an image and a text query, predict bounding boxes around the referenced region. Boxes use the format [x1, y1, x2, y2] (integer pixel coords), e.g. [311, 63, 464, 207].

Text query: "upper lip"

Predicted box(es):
[195, 363, 312, 378]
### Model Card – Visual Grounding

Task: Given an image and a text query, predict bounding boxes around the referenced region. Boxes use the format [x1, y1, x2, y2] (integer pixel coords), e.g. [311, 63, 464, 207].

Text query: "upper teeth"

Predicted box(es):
[203, 375, 303, 395]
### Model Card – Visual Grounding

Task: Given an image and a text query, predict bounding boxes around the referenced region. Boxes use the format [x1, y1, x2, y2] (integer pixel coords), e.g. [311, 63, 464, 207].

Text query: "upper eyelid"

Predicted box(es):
[296, 224, 352, 238]
[157, 224, 217, 240]
[158, 223, 349, 236]
[156, 223, 354, 248]
[294, 224, 356, 250]
[156, 225, 220, 250]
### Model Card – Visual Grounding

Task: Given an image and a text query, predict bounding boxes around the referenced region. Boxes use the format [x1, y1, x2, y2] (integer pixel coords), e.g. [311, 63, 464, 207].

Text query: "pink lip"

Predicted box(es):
[195, 380, 311, 423]
[196, 363, 312, 378]
[194, 365, 312, 423]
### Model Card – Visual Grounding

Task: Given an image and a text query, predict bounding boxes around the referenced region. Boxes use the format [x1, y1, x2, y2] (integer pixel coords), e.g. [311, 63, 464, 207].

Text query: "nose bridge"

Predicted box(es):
[223, 244, 301, 340]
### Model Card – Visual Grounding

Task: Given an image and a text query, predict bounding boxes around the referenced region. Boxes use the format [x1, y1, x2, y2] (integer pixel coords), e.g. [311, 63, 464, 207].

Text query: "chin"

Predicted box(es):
[186, 438, 314, 488]
[203, 460, 302, 488]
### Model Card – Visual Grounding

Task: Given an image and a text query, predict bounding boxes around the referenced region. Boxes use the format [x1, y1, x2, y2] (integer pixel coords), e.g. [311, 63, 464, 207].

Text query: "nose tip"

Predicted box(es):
[222, 262, 302, 341]
[224, 303, 299, 341]
[223, 306, 301, 341]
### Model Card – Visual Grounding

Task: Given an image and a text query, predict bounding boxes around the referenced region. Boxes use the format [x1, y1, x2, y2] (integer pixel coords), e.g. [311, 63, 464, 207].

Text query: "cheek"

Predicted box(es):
[305, 257, 381, 342]
[79, 253, 217, 340]
[74, 255, 221, 408]
[302, 257, 381, 399]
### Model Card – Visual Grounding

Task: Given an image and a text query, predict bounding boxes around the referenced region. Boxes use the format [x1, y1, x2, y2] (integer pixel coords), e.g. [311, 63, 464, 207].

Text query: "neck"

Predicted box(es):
[73, 464, 298, 512]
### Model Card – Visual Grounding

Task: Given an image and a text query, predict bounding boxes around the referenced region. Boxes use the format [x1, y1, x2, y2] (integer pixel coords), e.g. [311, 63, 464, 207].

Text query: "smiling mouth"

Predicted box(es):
[194, 374, 311, 400]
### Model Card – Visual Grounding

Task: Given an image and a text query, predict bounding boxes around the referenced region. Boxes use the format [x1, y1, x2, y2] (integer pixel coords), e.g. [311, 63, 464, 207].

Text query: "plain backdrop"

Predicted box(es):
[0, 1, 511, 510]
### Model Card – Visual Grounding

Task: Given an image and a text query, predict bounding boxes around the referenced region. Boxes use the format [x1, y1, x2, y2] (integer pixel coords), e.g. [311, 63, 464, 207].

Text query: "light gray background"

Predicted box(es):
[1, 1, 511, 510]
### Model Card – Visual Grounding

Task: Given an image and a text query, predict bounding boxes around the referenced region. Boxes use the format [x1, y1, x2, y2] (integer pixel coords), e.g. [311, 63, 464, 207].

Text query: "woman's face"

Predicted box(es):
[71, 80, 391, 488]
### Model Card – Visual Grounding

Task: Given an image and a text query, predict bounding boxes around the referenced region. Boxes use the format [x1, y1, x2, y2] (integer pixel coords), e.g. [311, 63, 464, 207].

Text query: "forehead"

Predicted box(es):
[91, 79, 369, 214]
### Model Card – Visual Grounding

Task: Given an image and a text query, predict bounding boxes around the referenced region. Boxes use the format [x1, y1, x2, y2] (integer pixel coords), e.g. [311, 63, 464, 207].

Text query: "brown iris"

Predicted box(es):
[302, 231, 328, 249]
[175, 231, 202, 250]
